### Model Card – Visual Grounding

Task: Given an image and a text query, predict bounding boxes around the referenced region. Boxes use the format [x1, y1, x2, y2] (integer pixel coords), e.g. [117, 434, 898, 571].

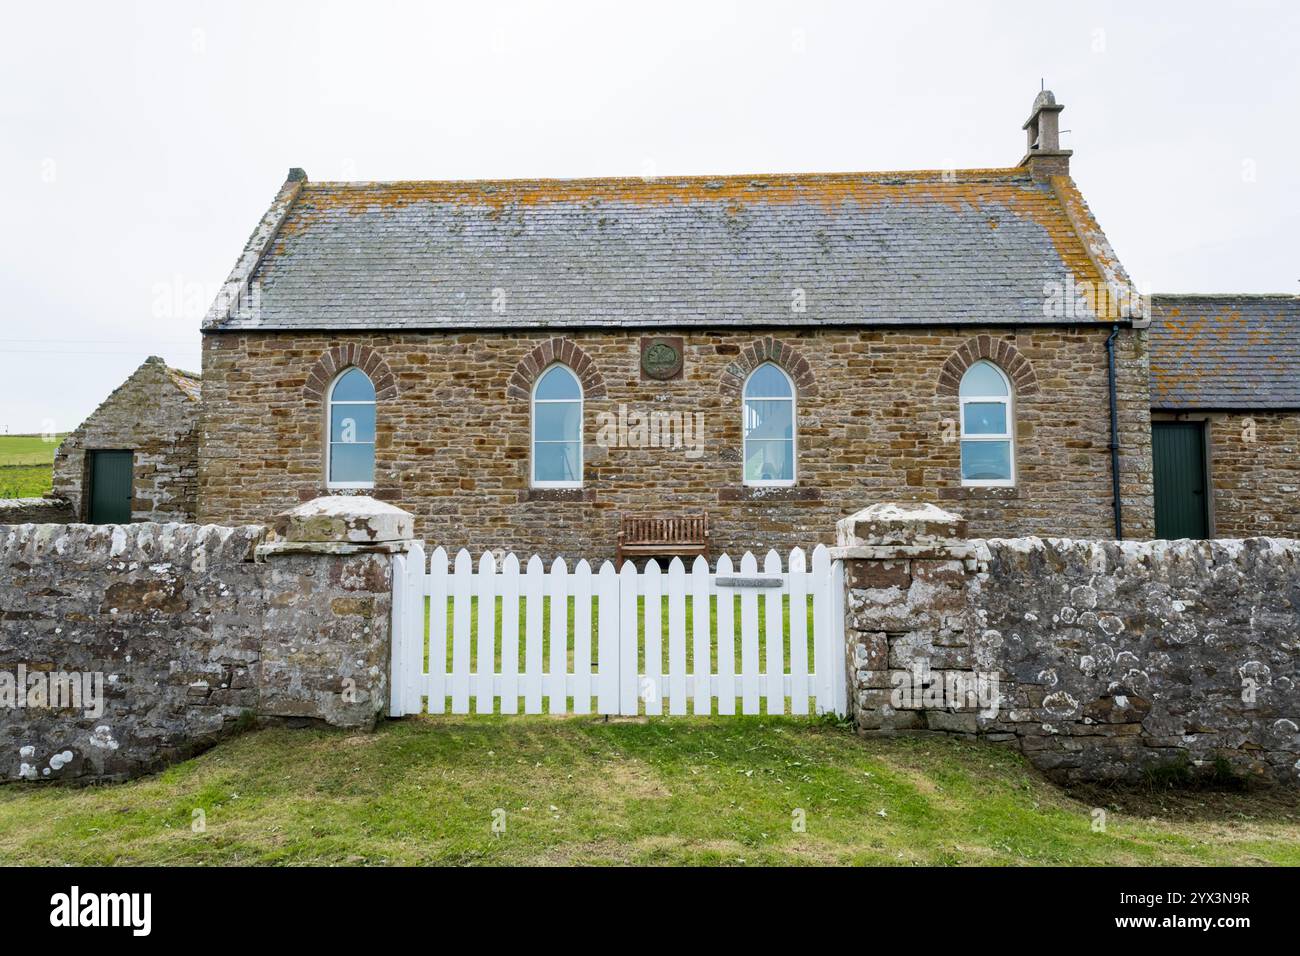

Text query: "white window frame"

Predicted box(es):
[326, 367, 376, 491]
[742, 362, 797, 488]
[959, 360, 1015, 488]
[531, 364, 584, 489]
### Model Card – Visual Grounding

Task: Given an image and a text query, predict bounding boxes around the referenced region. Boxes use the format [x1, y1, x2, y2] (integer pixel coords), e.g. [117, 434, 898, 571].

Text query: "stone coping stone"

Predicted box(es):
[836, 502, 968, 548]
[272, 495, 414, 544]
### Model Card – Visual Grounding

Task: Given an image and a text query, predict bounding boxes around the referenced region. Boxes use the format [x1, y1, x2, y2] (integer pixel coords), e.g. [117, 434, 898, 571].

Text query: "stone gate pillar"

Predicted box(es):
[255, 496, 415, 728]
[831, 503, 991, 735]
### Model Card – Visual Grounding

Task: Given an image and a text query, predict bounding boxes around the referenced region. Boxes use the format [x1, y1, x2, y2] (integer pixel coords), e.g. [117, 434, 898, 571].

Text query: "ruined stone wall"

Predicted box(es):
[199, 325, 1154, 561]
[1209, 412, 1300, 539]
[0, 512, 398, 784]
[841, 505, 1300, 785]
[52, 357, 200, 522]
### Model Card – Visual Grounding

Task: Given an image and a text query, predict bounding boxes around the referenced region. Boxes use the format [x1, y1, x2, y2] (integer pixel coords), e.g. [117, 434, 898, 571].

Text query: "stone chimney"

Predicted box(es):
[1018, 90, 1072, 181]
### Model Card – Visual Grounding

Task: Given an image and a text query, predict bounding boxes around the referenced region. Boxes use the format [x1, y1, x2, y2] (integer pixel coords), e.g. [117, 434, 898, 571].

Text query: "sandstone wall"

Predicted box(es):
[199, 325, 1154, 561]
[0, 510, 399, 784]
[840, 505, 1300, 785]
[1209, 412, 1300, 539]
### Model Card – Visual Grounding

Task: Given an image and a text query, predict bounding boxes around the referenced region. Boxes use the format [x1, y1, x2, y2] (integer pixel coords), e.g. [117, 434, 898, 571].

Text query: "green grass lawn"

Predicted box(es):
[0, 433, 64, 498]
[427, 594, 814, 671]
[1, 718, 1296, 866]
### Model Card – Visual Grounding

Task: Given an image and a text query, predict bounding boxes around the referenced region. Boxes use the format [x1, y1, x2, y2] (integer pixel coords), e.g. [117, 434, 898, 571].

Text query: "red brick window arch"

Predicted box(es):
[718, 337, 817, 398]
[506, 337, 606, 400]
[303, 344, 397, 402]
[936, 335, 1038, 397]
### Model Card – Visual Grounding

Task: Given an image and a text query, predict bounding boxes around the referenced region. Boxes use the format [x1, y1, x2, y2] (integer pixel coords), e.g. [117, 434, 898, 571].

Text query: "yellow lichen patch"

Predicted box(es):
[269, 166, 1109, 292]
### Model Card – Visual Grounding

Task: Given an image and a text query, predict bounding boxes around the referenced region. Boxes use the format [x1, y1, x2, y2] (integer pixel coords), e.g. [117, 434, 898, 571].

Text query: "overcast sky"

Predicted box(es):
[1, 0, 1296, 434]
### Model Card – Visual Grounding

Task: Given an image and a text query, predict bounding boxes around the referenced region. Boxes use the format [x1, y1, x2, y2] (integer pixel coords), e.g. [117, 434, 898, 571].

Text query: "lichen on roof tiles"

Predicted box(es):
[1149, 295, 1300, 409]
[206, 167, 1121, 332]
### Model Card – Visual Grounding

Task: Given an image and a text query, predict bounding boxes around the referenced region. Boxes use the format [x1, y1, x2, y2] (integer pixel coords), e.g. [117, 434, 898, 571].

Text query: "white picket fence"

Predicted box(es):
[389, 545, 846, 717]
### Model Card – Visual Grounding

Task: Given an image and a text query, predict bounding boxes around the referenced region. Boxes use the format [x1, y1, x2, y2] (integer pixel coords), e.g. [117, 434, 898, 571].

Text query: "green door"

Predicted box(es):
[1152, 422, 1208, 539]
[87, 450, 133, 524]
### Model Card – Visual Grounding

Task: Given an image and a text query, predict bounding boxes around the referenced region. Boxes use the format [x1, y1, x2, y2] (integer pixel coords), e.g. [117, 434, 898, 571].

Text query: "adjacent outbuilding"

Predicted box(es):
[51, 356, 201, 523]
[1149, 294, 1300, 538]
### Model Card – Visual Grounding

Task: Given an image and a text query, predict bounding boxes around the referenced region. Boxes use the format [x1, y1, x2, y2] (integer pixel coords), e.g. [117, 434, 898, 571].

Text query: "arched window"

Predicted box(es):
[327, 367, 376, 488]
[532, 364, 583, 488]
[959, 360, 1014, 486]
[743, 363, 795, 486]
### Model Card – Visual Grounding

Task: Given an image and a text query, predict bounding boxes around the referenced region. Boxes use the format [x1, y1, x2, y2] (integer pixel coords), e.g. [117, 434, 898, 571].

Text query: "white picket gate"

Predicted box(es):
[389, 545, 846, 717]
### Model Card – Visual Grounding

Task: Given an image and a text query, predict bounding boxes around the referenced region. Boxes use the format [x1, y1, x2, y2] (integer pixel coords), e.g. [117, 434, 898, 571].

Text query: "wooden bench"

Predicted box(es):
[616, 514, 709, 568]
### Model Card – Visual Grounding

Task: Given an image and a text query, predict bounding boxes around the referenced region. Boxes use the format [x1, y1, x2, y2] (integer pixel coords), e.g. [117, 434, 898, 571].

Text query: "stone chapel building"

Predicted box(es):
[132, 89, 1282, 558]
[195, 91, 1159, 558]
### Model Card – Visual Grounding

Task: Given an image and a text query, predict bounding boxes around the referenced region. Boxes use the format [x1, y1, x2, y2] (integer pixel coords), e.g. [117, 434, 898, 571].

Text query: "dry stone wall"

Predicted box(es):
[839, 504, 1300, 786]
[0, 497, 408, 784]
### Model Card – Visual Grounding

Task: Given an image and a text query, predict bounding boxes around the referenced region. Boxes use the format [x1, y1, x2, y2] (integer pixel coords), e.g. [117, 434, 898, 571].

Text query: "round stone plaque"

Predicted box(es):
[641, 338, 684, 380]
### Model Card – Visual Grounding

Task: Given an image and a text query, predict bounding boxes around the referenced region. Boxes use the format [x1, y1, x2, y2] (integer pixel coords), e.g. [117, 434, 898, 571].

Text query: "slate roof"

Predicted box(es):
[1149, 295, 1300, 410]
[205, 167, 1129, 332]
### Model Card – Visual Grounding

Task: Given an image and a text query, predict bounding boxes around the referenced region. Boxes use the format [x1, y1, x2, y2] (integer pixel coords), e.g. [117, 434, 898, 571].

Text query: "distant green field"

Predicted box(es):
[0, 434, 64, 498]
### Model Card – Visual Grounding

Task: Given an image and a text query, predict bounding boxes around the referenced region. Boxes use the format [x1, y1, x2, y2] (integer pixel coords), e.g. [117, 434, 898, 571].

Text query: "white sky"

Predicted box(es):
[1, 0, 1297, 433]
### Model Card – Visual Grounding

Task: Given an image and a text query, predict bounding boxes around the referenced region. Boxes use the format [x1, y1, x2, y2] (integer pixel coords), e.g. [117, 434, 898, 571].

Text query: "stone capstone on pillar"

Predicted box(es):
[257, 495, 415, 557]
[836, 502, 967, 546]
[832, 502, 985, 563]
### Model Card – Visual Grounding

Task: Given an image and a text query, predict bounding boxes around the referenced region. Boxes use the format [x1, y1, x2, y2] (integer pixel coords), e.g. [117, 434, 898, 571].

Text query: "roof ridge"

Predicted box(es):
[302, 167, 1031, 189]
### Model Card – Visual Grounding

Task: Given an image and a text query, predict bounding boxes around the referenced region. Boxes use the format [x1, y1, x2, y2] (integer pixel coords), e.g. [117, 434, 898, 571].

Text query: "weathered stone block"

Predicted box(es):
[836, 502, 967, 548]
[272, 495, 414, 545]
[846, 560, 911, 591]
[925, 711, 978, 733]
[887, 633, 973, 670]
[850, 632, 889, 671]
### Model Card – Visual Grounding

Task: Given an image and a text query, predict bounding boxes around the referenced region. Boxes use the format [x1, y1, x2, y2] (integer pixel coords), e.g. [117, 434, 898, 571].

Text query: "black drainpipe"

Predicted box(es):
[1105, 326, 1124, 540]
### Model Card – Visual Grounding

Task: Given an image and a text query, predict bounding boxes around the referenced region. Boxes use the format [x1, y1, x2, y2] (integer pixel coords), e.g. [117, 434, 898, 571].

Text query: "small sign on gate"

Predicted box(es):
[714, 575, 783, 589]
